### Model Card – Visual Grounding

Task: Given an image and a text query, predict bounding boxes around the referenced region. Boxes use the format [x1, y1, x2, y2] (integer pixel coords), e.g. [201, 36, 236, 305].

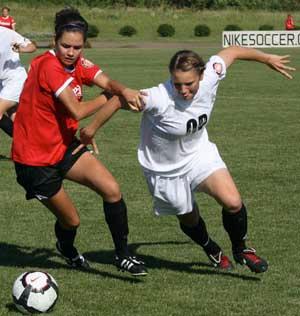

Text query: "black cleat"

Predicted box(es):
[233, 247, 268, 273]
[56, 241, 91, 270]
[115, 255, 148, 276]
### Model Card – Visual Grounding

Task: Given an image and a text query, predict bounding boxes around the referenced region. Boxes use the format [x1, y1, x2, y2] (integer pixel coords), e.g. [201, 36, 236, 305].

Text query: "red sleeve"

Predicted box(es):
[78, 57, 102, 86]
[11, 16, 15, 24]
[39, 58, 73, 97]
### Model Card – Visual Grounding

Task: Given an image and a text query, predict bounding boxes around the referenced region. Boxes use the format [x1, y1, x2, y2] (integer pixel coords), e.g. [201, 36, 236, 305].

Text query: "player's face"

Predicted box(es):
[55, 31, 84, 68]
[2, 9, 9, 17]
[172, 69, 202, 100]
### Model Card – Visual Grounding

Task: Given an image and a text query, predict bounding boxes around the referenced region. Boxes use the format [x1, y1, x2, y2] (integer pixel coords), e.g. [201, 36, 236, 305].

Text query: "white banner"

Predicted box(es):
[222, 31, 300, 48]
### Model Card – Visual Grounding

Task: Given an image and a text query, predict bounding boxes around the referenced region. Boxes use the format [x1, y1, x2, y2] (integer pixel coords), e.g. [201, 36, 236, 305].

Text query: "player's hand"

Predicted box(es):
[122, 88, 145, 112]
[11, 42, 21, 53]
[266, 54, 296, 79]
[72, 127, 99, 155]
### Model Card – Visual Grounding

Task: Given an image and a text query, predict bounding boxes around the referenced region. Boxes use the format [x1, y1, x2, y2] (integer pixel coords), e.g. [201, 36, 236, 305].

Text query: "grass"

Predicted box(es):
[7, 3, 300, 41]
[1, 46, 300, 315]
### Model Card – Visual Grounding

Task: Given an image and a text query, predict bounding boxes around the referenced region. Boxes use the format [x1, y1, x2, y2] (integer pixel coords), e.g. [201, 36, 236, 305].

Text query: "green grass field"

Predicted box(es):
[1, 46, 300, 315]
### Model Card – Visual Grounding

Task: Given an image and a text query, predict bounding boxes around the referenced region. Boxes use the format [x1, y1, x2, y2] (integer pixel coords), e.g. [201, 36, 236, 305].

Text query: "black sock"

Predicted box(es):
[179, 216, 221, 255]
[103, 198, 129, 257]
[222, 203, 247, 252]
[0, 115, 13, 137]
[55, 221, 78, 258]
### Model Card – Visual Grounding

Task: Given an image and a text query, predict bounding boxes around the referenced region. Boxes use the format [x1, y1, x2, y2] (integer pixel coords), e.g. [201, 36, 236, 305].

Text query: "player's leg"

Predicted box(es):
[0, 99, 15, 137]
[14, 161, 89, 270]
[65, 151, 147, 276]
[198, 168, 268, 273]
[177, 203, 232, 270]
[0, 73, 26, 136]
[41, 187, 90, 270]
[145, 171, 231, 270]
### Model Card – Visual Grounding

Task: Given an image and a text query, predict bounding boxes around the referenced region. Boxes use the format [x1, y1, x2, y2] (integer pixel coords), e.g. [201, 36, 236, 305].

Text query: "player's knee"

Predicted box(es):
[177, 207, 199, 227]
[223, 197, 242, 213]
[63, 217, 80, 229]
[102, 181, 121, 202]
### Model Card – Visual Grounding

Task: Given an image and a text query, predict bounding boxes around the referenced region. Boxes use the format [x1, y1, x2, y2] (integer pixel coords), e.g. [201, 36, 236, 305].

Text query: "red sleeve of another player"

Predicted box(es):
[78, 57, 102, 86]
[39, 59, 73, 96]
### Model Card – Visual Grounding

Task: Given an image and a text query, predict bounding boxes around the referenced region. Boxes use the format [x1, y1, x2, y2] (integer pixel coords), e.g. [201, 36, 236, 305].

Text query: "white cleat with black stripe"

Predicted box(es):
[115, 255, 148, 276]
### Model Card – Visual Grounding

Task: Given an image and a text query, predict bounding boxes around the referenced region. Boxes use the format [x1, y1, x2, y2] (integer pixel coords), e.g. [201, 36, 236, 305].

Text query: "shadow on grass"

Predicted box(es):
[0, 242, 143, 284]
[0, 241, 262, 282]
[86, 240, 262, 282]
[5, 303, 19, 313]
[0, 154, 11, 161]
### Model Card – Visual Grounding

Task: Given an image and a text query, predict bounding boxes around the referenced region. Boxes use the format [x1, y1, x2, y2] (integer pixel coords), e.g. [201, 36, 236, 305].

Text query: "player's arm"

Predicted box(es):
[17, 42, 36, 53]
[58, 86, 109, 121]
[12, 39, 37, 53]
[78, 96, 124, 150]
[93, 72, 144, 111]
[217, 46, 295, 79]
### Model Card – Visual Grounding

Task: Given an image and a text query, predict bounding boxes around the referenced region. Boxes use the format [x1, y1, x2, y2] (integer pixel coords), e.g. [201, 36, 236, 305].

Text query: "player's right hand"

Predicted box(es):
[72, 127, 99, 155]
[122, 88, 146, 112]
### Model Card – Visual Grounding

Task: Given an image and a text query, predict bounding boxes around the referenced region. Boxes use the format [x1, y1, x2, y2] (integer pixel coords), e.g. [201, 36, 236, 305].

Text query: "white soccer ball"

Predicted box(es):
[12, 271, 58, 314]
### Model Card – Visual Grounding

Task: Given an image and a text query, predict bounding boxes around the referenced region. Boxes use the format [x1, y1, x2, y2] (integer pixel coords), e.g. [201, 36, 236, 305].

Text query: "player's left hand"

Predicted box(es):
[122, 88, 145, 112]
[11, 42, 21, 53]
[266, 54, 296, 79]
[72, 127, 99, 155]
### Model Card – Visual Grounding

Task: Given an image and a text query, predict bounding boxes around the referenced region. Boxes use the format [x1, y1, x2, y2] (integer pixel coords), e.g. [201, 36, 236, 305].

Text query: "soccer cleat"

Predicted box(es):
[115, 255, 148, 276]
[56, 241, 91, 270]
[207, 251, 233, 270]
[233, 247, 268, 273]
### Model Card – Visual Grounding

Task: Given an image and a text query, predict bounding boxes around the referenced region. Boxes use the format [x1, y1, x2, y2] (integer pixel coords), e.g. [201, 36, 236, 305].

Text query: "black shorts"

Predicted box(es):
[15, 139, 88, 200]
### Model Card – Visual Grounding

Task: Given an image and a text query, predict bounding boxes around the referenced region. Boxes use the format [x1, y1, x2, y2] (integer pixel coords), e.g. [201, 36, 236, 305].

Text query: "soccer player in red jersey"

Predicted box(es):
[11, 8, 147, 276]
[0, 7, 16, 30]
[285, 14, 295, 30]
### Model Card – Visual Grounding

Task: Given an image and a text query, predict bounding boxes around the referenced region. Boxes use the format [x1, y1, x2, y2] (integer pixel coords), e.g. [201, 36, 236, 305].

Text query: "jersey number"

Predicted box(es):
[186, 114, 208, 134]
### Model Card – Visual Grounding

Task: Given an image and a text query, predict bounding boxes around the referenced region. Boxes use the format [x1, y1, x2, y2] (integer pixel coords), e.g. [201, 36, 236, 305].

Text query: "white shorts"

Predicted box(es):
[0, 69, 27, 103]
[143, 142, 226, 216]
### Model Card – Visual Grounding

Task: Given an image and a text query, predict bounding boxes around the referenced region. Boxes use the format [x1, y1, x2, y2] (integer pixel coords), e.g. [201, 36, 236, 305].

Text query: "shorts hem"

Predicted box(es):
[191, 165, 227, 191]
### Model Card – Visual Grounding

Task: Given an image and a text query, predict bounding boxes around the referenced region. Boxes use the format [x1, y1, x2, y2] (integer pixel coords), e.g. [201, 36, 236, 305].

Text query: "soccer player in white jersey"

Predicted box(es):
[0, 26, 36, 138]
[78, 46, 294, 273]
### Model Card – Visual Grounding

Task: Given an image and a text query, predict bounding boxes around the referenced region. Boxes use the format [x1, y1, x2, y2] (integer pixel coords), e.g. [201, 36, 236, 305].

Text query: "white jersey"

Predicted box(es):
[0, 26, 30, 80]
[138, 55, 226, 176]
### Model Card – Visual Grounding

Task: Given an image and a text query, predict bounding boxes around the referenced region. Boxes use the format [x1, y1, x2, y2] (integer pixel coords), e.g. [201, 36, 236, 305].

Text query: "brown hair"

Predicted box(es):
[2, 6, 10, 12]
[169, 50, 205, 75]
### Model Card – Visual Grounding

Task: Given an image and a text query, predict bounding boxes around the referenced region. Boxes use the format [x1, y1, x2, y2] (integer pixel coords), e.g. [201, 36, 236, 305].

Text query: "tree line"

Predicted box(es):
[11, 0, 300, 10]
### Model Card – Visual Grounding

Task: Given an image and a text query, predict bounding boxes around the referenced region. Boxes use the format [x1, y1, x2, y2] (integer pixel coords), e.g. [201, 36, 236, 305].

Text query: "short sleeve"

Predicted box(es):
[39, 59, 73, 97]
[13, 31, 31, 48]
[78, 57, 102, 86]
[141, 83, 169, 115]
[205, 55, 227, 81]
[141, 88, 155, 112]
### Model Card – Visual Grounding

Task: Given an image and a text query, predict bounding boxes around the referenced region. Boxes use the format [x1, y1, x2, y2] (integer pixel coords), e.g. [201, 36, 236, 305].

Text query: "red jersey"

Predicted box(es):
[285, 17, 295, 30]
[0, 16, 15, 29]
[12, 50, 101, 166]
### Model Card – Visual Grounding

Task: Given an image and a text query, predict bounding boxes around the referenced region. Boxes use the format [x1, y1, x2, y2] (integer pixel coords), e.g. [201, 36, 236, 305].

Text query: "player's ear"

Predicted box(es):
[51, 38, 55, 49]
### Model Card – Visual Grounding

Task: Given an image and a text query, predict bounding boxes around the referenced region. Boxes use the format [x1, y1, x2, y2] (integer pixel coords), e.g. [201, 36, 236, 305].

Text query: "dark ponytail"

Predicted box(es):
[55, 7, 88, 42]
